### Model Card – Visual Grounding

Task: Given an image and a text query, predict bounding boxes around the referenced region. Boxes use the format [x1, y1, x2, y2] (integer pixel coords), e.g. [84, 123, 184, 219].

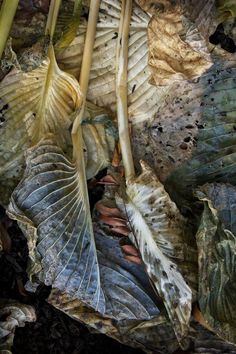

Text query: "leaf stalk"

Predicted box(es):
[0, 0, 19, 59]
[116, 0, 135, 180]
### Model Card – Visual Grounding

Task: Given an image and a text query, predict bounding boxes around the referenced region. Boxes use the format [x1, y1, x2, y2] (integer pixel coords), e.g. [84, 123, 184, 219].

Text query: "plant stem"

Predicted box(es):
[45, 0, 62, 40]
[116, 0, 135, 180]
[72, 0, 101, 134]
[71, 0, 100, 211]
[0, 0, 19, 59]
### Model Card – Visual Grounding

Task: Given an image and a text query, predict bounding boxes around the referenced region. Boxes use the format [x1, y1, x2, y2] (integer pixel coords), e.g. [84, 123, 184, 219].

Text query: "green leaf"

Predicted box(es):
[196, 183, 236, 344]
[7, 137, 105, 312]
[115, 161, 197, 343]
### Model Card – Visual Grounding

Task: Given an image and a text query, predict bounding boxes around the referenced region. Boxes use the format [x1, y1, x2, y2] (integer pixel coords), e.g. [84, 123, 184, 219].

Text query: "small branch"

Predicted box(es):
[45, 0, 62, 40]
[116, 0, 135, 180]
[0, 0, 19, 59]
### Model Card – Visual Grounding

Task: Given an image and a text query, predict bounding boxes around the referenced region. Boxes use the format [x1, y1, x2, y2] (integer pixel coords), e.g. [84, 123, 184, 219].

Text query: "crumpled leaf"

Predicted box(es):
[196, 183, 236, 344]
[49, 288, 180, 354]
[137, 0, 215, 85]
[0, 299, 36, 353]
[165, 64, 236, 205]
[56, 0, 170, 124]
[115, 161, 197, 343]
[7, 137, 105, 313]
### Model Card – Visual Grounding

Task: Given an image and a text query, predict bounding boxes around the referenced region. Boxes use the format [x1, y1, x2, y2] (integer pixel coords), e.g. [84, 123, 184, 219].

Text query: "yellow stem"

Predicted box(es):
[116, 0, 135, 180]
[0, 0, 19, 59]
[72, 0, 101, 134]
[45, 0, 62, 40]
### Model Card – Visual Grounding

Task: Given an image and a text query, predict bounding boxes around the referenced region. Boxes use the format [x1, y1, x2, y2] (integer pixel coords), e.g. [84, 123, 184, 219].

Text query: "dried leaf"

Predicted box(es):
[165, 64, 236, 205]
[56, 0, 170, 125]
[8, 138, 105, 312]
[49, 288, 180, 354]
[143, 1, 214, 85]
[0, 299, 36, 353]
[115, 161, 197, 343]
[196, 183, 236, 344]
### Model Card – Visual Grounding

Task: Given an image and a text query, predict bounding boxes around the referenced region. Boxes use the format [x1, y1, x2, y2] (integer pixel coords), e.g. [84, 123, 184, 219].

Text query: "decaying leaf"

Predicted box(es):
[49, 219, 161, 321]
[49, 287, 180, 354]
[54, 0, 82, 52]
[0, 44, 82, 207]
[0, 41, 115, 206]
[216, 0, 236, 20]
[196, 183, 236, 344]
[0, 44, 82, 148]
[137, 0, 216, 85]
[82, 102, 116, 180]
[56, 0, 170, 125]
[0, 299, 36, 353]
[7, 137, 105, 313]
[165, 63, 236, 205]
[115, 160, 197, 342]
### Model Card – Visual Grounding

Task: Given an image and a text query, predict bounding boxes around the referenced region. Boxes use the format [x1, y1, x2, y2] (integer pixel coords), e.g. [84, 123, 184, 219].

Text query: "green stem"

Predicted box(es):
[45, 0, 62, 40]
[0, 0, 19, 59]
[116, 0, 135, 180]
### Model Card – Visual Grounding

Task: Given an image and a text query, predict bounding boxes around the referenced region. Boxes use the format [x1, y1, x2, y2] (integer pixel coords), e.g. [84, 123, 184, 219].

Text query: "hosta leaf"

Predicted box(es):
[138, 0, 215, 85]
[0, 43, 82, 204]
[56, 0, 170, 124]
[49, 288, 180, 354]
[196, 183, 236, 344]
[0, 106, 114, 207]
[0, 44, 82, 148]
[7, 138, 105, 312]
[191, 323, 236, 354]
[49, 220, 161, 321]
[115, 161, 197, 342]
[0, 299, 36, 353]
[165, 64, 236, 205]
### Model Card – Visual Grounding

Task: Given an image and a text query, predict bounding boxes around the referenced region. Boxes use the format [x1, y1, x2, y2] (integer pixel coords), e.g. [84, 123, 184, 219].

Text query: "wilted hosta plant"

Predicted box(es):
[1, 0, 236, 352]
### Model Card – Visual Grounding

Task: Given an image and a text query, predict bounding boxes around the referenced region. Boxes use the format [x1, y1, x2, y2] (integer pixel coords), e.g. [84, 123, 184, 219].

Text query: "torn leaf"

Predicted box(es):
[165, 64, 236, 205]
[115, 161, 197, 342]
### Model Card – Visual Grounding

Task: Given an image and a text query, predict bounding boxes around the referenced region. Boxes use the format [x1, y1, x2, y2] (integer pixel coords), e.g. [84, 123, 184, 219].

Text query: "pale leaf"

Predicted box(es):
[7, 138, 105, 312]
[115, 161, 196, 342]
[0, 299, 36, 353]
